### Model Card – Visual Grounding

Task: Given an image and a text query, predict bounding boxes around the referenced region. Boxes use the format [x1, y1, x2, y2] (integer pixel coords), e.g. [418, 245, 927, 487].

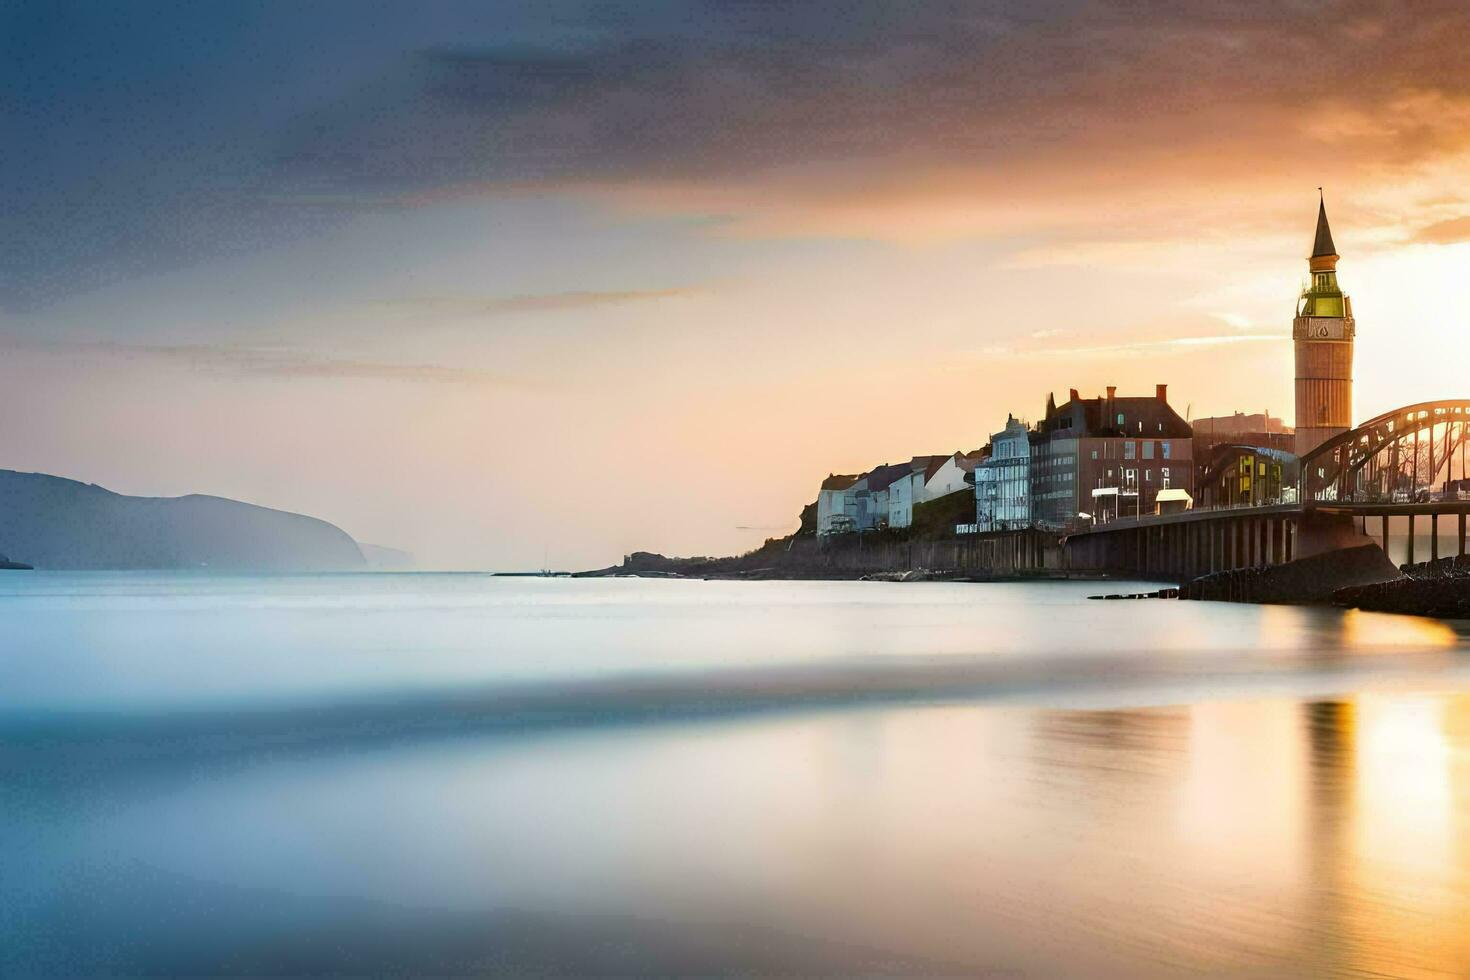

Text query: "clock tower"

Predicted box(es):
[1293, 193, 1354, 458]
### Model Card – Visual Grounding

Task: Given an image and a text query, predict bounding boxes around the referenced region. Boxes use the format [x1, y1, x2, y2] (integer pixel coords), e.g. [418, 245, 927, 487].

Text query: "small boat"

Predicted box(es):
[0, 552, 33, 570]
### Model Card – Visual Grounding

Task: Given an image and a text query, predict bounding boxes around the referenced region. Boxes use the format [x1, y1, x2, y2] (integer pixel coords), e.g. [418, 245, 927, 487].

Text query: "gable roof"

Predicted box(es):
[863, 463, 914, 494]
[954, 449, 987, 473]
[1039, 390, 1192, 440]
[923, 454, 955, 481]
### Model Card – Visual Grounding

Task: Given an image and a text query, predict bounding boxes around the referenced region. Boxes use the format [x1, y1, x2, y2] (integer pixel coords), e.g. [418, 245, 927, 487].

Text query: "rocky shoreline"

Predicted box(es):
[1177, 544, 1403, 605]
[1333, 554, 1470, 618]
[1176, 545, 1470, 620]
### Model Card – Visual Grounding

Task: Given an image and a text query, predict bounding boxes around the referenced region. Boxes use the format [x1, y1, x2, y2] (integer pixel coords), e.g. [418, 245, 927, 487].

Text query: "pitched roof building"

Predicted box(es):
[1032, 385, 1194, 527]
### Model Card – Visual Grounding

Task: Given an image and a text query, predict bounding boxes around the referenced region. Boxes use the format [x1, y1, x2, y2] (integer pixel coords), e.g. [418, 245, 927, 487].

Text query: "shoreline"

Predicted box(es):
[581, 538, 1470, 620]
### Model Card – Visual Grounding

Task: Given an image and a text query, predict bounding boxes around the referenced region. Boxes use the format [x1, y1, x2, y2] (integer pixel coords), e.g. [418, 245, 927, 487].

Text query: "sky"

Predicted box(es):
[3, 1, 1469, 569]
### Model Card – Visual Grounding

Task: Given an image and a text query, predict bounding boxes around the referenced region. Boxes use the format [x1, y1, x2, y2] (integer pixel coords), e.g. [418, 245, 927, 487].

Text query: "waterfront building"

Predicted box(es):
[1294, 194, 1355, 458]
[854, 463, 915, 531]
[816, 473, 860, 535]
[922, 452, 973, 499]
[1031, 385, 1194, 528]
[889, 458, 939, 530]
[888, 468, 924, 530]
[888, 454, 974, 529]
[975, 416, 1033, 532]
[821, 454, 969, 535]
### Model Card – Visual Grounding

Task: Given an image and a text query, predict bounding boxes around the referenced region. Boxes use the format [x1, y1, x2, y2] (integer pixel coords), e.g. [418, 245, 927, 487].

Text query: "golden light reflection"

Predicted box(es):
[1334, 693, 1470, 974]
[1338, 608, 1459, 650]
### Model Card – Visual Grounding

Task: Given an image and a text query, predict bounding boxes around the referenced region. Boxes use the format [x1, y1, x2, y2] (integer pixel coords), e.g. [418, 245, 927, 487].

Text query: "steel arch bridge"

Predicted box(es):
[1300, 399, 1470, 503]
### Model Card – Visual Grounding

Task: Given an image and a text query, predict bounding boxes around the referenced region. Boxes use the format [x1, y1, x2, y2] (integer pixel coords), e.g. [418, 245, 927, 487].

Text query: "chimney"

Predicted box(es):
[1106, 385, 1117, 401]
[1069, 388, 1080, 402]
[1155, 384, 1168, 403]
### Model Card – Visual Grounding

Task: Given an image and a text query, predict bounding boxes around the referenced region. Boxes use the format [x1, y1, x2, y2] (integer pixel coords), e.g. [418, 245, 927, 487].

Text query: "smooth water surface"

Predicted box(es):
[4, 574, 1470, 976]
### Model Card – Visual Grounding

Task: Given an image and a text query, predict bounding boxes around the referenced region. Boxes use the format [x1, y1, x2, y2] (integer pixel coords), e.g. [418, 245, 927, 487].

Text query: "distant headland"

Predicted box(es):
[0, 469, 370, 572]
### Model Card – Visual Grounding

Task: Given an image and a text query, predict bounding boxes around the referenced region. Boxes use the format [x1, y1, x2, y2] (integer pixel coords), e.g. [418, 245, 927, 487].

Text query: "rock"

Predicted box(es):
[1180, 543, 1402, 605]
[1333, 555, 1470, 617]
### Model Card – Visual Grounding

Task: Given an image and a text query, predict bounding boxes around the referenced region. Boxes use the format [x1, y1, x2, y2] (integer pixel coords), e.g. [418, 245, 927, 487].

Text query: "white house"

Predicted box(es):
[885, 454, 977, 529]
[816, 473, 860, 535]
[923, 452, 971, 498]
[887, 469, 925, 529]
[853, 463, 912, 531]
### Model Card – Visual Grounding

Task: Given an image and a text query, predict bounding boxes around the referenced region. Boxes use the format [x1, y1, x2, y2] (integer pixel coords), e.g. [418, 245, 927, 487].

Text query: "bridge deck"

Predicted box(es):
[1067, 500, 1470, 538]
[1065, 503, 1300, 537]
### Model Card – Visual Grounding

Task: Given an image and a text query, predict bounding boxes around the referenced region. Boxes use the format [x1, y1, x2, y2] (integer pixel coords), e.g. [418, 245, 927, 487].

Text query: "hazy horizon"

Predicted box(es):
[5, 1, 1470, 569]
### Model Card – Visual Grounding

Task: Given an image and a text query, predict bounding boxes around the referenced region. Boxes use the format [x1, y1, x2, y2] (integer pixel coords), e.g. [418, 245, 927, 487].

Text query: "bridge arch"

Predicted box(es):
[1300, 399, 1470, 503]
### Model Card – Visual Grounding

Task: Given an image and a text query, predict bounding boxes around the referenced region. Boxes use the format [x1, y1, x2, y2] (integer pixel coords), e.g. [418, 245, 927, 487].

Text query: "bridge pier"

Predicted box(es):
[1064, 494, 1470, 586]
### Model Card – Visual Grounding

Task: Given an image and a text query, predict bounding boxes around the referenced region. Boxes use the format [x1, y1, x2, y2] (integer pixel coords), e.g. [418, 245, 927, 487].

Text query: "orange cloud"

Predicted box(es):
[1410, 216, 1470, 245]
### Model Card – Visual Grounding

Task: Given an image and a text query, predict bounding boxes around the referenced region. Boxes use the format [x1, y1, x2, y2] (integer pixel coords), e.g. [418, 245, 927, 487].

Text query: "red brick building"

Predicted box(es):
[1031, 385, 1194, 528]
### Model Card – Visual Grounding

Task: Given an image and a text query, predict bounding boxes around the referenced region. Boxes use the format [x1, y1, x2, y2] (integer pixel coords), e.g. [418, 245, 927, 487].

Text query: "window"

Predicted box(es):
[1161, 441, 1171, 459]
[1143, 441, 1154, 460]
[1090, 450, 1098, 460]
[1124, 441, 1136, 460]
[1162, 467, 1170, 489]
[1116, 413, 1125, 425]
[1145, 469, 1152, 482]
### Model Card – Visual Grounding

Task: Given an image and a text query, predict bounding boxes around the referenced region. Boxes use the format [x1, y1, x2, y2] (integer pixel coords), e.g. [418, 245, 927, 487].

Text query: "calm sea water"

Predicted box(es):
[4, 573, 1470, 976]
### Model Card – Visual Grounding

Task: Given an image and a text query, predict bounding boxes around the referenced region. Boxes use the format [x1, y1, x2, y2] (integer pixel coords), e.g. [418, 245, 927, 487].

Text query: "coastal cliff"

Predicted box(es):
[0, 470, 365, 571]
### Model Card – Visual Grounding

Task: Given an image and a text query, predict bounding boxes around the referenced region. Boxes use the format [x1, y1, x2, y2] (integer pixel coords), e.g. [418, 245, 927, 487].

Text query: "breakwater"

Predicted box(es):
[1177, 544, 1401, 604]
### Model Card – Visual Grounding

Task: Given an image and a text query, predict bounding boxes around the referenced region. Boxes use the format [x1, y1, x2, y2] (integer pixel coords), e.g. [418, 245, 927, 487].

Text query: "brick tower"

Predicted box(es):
[1293, 193, 1354, 458]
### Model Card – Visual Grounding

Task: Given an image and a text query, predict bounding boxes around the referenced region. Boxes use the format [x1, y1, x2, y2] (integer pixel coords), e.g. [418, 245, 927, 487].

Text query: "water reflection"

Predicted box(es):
[6, 576, 1470, 975]
[9, 690, 1470, 975]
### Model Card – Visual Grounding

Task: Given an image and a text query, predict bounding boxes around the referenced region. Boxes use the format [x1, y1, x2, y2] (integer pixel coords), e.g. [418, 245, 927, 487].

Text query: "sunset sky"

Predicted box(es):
[4, 1, 1469, 568]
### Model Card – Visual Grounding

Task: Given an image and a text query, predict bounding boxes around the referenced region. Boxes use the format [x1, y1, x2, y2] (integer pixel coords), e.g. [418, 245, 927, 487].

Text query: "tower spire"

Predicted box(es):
[1293, 191, 1354, 458]
[1312, 188, 1337, 261]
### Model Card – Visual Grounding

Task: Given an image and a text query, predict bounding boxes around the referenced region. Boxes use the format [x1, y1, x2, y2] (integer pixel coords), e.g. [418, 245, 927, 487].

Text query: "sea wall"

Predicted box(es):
[581, 528, 1065, 580]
